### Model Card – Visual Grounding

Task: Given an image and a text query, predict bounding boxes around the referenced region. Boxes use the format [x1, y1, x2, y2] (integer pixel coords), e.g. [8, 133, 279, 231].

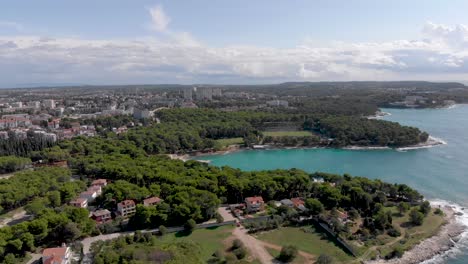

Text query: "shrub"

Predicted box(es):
[278, 245, 298, 262]
[385, 246, 404, 259]
[316, 254, 334, 264]
[159, 225, 168, 236]
[434, 208, 444, 215]
[231, 239, 244, 250]
[233, 247, 247, 259]
[419, 201, 431, 215]
[387, 226, 401, 237]
[184, 219, 197, 233]
[409, 208, 424, 226]
[216, 213, 224, 223]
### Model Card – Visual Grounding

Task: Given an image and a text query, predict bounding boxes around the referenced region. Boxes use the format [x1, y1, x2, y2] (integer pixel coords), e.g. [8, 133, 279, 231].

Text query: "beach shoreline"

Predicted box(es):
[179, 135, 446, 161]
[365, 202, 466, 264]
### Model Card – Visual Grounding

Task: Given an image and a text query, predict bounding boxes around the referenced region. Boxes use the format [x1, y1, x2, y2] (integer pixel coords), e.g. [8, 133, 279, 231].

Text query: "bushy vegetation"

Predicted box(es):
[0, 156, 31, 174]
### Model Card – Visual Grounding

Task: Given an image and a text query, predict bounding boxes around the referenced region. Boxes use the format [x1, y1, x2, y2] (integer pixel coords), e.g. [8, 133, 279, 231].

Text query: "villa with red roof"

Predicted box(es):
[143, 196, 162, 206]
[69, 198, 87, 208]
[245, 196, 265, 213]
[42, 246, 70, 264]
[117, 200, 136, 217]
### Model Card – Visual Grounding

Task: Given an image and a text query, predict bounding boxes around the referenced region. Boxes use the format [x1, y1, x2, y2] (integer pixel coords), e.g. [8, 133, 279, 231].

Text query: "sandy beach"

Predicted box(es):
[366, 204, 466, 264]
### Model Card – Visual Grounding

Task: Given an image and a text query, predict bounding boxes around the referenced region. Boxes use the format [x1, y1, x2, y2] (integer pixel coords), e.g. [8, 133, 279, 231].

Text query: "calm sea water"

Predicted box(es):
[195, 105, 468, 263]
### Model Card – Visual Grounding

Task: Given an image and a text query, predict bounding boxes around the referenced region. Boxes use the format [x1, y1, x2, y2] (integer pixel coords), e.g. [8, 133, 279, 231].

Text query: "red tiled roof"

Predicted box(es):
[118, 200, 135, 206]
[291, 198, 305, 207]
[70, 198, 87, 204]
[245, 196, 264, 204]
[42, 247, 67, 257]
[91, 179, 107, 185]
[143, 196, 162, 205]
[43, 255, 64, 264]
[93, 209, 111, 217]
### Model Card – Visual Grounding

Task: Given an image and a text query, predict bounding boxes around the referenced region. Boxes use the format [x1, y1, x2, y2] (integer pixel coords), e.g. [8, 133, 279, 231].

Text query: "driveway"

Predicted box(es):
[218, 206, 236, 222]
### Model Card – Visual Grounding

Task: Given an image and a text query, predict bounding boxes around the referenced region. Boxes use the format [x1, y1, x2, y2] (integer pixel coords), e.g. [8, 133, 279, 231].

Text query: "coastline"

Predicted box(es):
[367, 111, 392, 119]
[181, 135, 446, 161]
[366, 202, 467, 264]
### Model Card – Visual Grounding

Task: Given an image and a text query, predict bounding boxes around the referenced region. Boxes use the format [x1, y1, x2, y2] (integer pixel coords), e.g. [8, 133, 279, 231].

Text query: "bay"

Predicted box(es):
[195, 104, 468, 263]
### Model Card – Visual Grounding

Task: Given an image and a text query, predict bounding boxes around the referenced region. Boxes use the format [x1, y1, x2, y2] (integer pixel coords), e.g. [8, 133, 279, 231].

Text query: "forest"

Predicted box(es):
[0, 124, 430, 263]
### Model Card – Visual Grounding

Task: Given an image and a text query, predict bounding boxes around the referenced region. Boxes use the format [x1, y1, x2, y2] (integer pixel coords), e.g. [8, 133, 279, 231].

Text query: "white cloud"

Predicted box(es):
[0, 22, 468, 86]
[148, 5, 170, 32]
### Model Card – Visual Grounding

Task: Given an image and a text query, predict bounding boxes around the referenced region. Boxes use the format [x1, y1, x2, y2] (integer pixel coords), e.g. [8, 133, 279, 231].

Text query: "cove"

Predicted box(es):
[195, 105, 468, 264]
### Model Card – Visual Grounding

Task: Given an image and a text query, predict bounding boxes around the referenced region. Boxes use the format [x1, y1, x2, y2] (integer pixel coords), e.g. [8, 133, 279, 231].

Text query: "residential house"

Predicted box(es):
[69, 198, 88, 208]
[91, 179, 107, 188]
[117, 200, 136, 217]
[91, 209, 112, 223]
[245, 196, 265, 213]
[143, 196, 162, 206]
[280, 199, 294, 207]
[291, 198, 307, 211]
[87, 185, 102, 196]
[42, 246, 71, 264]
[79, 190, 97, 202]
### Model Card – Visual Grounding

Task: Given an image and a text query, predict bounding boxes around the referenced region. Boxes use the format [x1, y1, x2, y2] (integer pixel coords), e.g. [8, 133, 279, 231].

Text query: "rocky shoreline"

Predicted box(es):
[366, 205, 466, 264]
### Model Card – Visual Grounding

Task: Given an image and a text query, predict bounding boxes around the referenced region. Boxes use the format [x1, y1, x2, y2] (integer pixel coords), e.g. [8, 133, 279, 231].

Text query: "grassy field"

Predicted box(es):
[380, 207, 445, 256]
[215, 137, 244, 147]
[351, 207, 446, 259]
[263, 131, 313, 137]
[157, 225, 234, 260]
[256, 226, 354, 263]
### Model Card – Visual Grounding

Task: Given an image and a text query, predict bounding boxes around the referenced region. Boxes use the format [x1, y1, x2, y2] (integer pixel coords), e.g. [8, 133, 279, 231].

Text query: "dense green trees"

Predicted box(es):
[307, 116, 428, 147]
[0, 206, 97, 262]
[0, 167, 76, 213]
[0, 132, 56, 156]
[0, 156, 31, 174]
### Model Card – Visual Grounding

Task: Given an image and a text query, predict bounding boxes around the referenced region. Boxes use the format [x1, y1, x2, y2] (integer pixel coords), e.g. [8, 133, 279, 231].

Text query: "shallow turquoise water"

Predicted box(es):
[195, 105, 468, 263]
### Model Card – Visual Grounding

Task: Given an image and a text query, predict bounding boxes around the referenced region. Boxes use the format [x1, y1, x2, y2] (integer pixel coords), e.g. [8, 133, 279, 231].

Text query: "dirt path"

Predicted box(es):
[233, 227, 274, 264]
[260, 240, 316, 263]
[0, 208, 28, 228]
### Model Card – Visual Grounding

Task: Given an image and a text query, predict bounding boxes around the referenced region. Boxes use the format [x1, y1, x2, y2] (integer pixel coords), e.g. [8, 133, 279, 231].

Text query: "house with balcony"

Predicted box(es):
[91, 209, 112, 223]
[117, 200, 136, 217]
[69, 198, 88, 208]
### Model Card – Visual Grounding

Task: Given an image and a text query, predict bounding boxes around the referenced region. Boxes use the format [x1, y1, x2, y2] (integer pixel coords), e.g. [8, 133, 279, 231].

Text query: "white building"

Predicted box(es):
[43, 99, 56, 109]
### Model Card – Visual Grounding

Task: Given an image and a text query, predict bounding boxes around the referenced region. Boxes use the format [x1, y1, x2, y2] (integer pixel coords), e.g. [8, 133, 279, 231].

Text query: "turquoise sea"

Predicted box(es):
[195, 105, 468, 263]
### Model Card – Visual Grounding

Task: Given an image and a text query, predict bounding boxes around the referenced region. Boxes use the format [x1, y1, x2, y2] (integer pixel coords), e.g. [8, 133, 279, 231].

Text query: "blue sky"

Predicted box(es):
[0, 1, 468, 86]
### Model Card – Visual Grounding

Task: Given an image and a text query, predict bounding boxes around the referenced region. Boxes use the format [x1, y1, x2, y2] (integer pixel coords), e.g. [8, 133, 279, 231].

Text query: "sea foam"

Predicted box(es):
[420, 199, 468, 264]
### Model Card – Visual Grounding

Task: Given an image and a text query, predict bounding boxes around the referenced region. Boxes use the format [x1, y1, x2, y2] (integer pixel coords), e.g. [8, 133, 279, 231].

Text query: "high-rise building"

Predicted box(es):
[43, 99, 56, 109]
[194, 87, 213, 100]
[183, 87, 193, 100]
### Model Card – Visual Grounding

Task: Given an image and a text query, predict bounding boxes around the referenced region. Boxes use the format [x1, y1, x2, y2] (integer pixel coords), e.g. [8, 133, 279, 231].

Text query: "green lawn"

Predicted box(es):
[215, 137, 244, 147]
[157, 225, 234, 260]
[256, 226, 354, 263]
[263, 131, 313, 137]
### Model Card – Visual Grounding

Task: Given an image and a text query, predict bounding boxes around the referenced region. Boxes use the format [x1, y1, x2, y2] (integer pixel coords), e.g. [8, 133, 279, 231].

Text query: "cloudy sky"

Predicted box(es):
[1, 0, 468, 87]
